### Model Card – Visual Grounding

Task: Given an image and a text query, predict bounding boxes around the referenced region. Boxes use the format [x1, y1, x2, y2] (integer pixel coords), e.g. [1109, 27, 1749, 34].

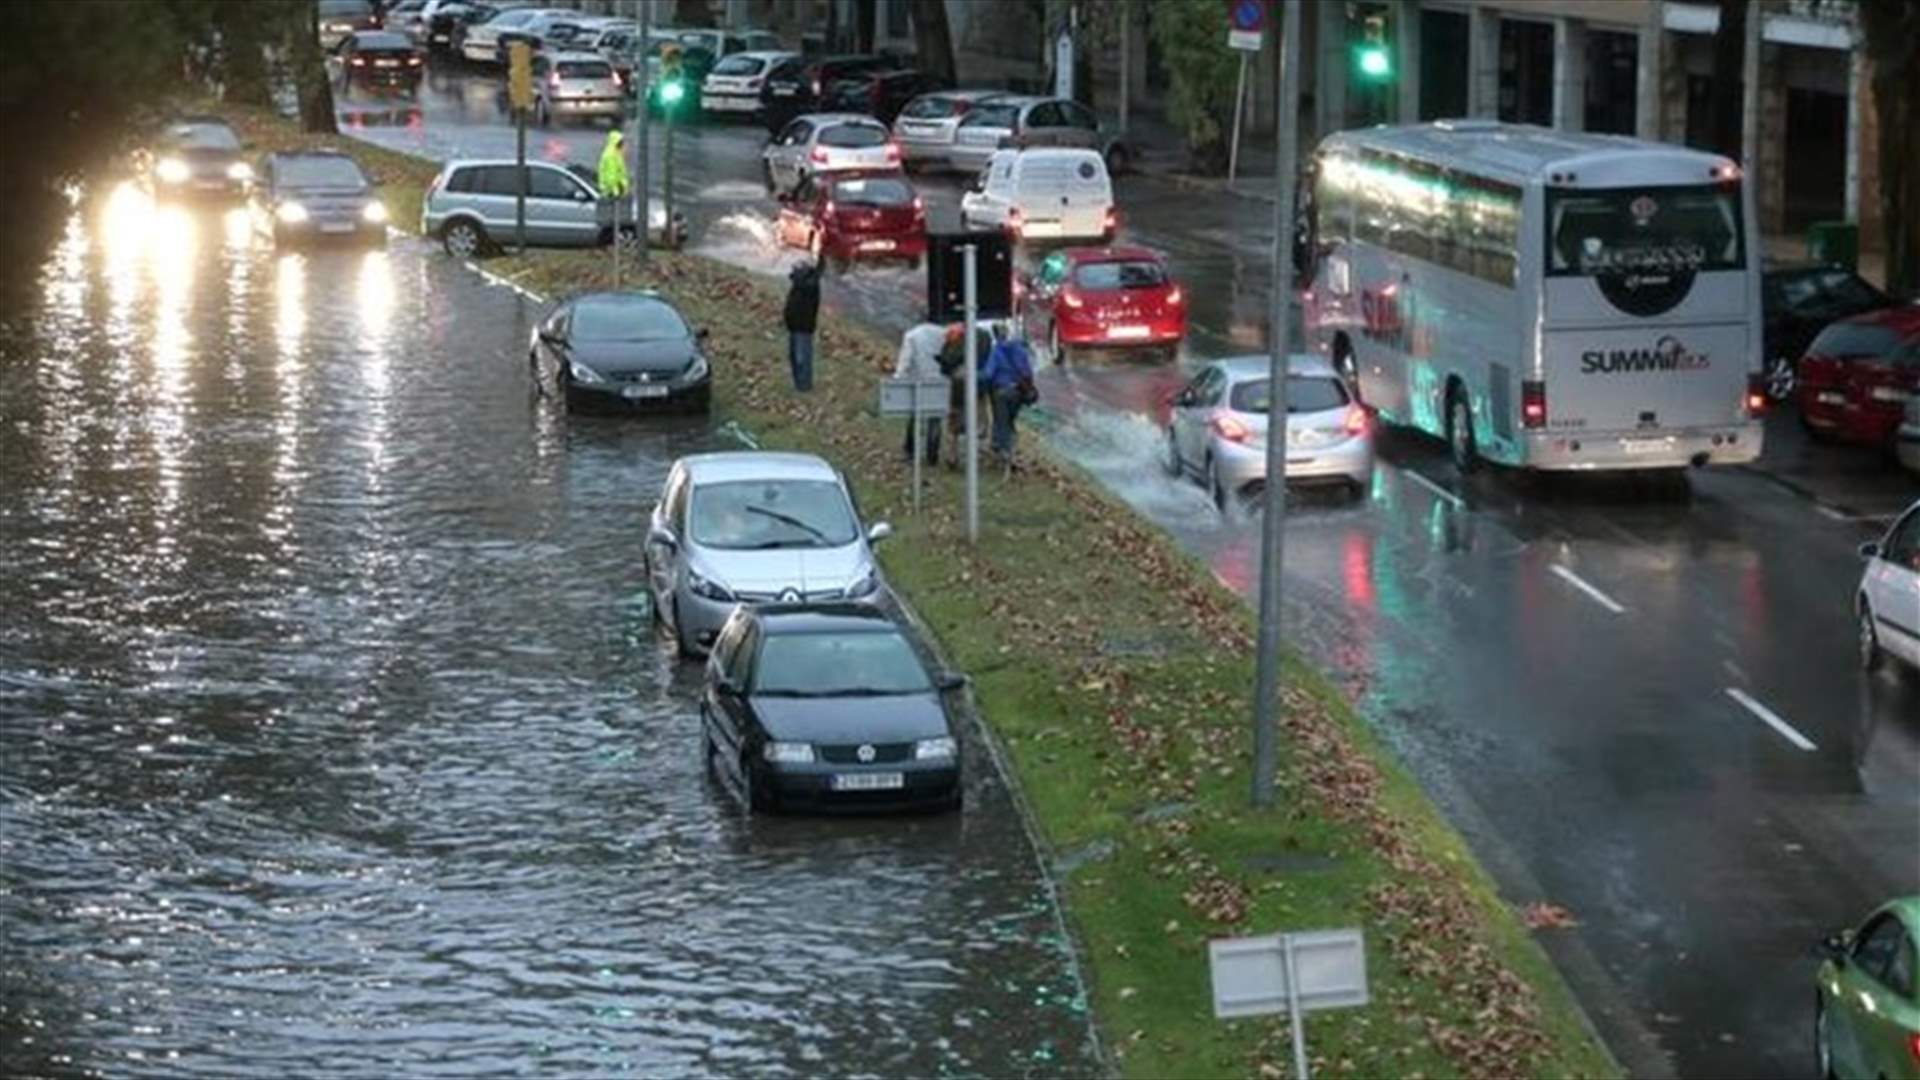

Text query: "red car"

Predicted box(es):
[1797, 305, 1920, 448]
[774, 170, 926, 270]
[1018, 246, 1186, 363]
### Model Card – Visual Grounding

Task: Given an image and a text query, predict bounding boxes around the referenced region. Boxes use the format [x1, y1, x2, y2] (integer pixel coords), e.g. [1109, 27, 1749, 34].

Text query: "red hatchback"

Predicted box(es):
[775, 170, 926, 270]
[1797, 305, 1920, 448]
[1020, 246, 1186, 363]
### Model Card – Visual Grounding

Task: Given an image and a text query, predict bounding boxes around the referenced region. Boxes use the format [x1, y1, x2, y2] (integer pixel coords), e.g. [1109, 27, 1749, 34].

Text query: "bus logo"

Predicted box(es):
[1579, 335, 1711, 374]
[1630, 195, 1658, 225]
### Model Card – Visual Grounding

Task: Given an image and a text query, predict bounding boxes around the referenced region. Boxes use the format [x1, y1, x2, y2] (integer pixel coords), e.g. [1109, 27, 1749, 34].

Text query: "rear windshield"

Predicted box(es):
[1230, 376, 1351, 414]
[320, 0, 372, 16]
[830, 176, 913, 206]
[962, 104, 1018, 128]
[277, 155, 369, 188]
[901, 95, 966, 120]
[1547, 183, 1745, 276]
[818, 123, 886, 148]
[489, 9, 534, 26]
[354, 32, 412, 50]
[1073, 260, 1166, 290]
[712, 54, 766, 76]
[1807, 321, 1919, 362]
[557, 61, 611, 78]
[753, 631, 930, 696]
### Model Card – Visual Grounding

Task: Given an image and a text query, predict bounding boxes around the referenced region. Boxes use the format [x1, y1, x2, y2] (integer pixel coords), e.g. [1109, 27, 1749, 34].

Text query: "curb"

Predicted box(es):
[1134, 160, 1281, 205]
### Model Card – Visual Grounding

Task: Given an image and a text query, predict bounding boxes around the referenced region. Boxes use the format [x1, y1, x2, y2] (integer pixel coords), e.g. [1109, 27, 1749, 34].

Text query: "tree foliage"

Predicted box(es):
[1855, 0, 1918, 295]
[1147, 0, 1236, 173]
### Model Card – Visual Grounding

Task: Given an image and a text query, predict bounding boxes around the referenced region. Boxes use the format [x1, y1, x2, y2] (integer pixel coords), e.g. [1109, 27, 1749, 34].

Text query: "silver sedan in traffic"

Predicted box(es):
[1164, 354, 1375, 506]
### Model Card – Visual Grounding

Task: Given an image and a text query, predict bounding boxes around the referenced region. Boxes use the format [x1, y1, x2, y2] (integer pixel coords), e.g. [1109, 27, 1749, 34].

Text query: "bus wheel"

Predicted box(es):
[1447, 388, 1480, 473]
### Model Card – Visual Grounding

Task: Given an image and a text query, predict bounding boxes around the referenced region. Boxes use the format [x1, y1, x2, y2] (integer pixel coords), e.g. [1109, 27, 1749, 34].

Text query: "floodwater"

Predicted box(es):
[0, 185, 1098, 1077]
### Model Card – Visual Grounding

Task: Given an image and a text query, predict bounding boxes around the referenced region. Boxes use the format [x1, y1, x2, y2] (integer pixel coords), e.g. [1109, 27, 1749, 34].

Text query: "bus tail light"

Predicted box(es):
[1212, 414, 1255, 444]
[1521, 380, 1547, 429]
[1746, 374, 1768, 416]
[1344, 405, 1368, 436]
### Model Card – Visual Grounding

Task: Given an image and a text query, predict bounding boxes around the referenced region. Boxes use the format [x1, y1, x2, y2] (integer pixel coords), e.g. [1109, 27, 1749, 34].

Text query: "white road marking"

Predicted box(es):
[1550, 564, 1627, 615]
[1816, 505, 1851, 522]
[463, 260, 548, 303]
[1400, 468, 1464, 509]
[1724, 687, 1818, 751]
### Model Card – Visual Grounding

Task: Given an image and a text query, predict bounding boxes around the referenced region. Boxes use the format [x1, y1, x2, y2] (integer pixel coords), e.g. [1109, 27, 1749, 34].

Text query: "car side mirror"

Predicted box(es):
[1818, 930, 1851, 963]
[866, 521, 893, 544]
[1175, 390, 1197, 407]
[935, 671, 968, 693]
[649, 525, 678, 550]
[1859, 541, 1881, 560]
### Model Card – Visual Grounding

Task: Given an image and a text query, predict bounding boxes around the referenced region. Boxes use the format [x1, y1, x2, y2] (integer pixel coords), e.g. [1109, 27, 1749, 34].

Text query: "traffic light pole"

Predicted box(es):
[633, 0, 650, 271]
[1226, 50, 1249, 186]
[1250, 0, 1302, 810]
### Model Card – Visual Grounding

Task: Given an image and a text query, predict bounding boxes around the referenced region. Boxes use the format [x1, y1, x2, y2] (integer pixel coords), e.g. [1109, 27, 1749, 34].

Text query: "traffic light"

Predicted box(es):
[1355, 13, 1391, 81]
[657, 45, 687, 112]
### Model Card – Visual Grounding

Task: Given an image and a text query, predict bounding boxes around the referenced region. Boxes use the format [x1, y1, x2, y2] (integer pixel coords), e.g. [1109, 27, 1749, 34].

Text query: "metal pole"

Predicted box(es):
[912, 391, 922, 515]
[1227, 51, 1249, 186]
[634, 0, 651, 271]
[663, 115, 675, 253]
[1250, 0, 1302, 810]
[1284, 936, 1311, 1080]
[1118, 0, 1129, 133]
[515, 106, 528, 253]
[611, 185, 621, 286]
[962, 244, 979, 543]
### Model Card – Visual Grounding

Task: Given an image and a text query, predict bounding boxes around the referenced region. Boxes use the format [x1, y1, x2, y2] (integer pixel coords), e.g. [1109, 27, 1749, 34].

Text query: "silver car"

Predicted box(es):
[891, 89, 1004, 172]
[948, 95, 1101, 175]
[1164, 355, 1375, 506]
[645, 453, 894, 657]
[422, 159, 684, 257]
[532, 51, 625, 126]
[762, 113, 898, 197]
[701, 50, 799, 119]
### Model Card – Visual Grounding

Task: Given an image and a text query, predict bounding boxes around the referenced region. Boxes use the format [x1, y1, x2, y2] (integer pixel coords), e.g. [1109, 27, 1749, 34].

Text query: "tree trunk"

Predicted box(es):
[1862, 0, 1918, 295]
[674, 0, 715, 28]
[909, 0, 954, 83]
[1705, 0, 1745, 157]
[292, 0, 337, 133]
[853, 0, 876, 52]
[217, 0, 274, 108]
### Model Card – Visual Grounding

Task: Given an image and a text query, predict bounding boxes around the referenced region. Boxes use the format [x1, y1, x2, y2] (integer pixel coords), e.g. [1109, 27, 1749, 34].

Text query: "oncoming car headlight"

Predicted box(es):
[362, 201, 390, 224]
[914, 737, 956, 760]
[155, 158, 190, 184]
[276, 202, 309, 224]
[226, 161, 254, 182]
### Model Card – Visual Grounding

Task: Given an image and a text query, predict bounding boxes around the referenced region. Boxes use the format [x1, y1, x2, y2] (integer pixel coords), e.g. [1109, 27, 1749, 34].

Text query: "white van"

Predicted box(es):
[959, 148, 1115, 242]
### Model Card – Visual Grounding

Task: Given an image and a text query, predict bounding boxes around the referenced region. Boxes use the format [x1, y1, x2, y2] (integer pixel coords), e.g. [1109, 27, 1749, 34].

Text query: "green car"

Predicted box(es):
[1817, 896, 1920, 1079]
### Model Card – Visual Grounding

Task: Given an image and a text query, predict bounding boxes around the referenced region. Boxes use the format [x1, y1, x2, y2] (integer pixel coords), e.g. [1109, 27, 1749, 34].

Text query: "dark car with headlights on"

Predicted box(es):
[702, 603, 965, 813]
[531, 291, 712, 413]
[148, 117, 253, 200]
[257, 151, 389, 245]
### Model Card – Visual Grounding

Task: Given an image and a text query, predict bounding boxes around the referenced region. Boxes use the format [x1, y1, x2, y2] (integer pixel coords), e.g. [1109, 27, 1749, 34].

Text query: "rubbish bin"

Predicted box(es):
[1807, 221, 1858, 269]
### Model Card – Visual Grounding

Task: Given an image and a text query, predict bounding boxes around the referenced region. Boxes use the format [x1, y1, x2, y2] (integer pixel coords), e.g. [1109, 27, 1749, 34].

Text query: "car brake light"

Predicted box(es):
[1060, 288, 1083, 309]
[407, 54, 422, 65]
[1344, 405, 1368, 436]
[885, 142, 901, 165]
[351, 57, 367, 66]
[1103, 207, 1118, 232]
[1521, 379, 1547, 429]
[1212, 414, 1254, 444]
[1909, 1032, 1920, 1064]
[549, 71, 560, 89]
[810, 146, 829, 164]
[1746, 373, 1768, 416]
[824, 200, 836, 217]
[1167, 285, 1184, 306]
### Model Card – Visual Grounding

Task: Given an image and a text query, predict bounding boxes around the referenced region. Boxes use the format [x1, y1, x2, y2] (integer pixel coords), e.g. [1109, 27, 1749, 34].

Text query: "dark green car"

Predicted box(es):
[1816, 896, 1920, 1079]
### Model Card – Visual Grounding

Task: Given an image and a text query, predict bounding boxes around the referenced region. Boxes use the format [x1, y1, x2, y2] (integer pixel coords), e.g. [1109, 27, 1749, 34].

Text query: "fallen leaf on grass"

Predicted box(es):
[1519, 902, 1579, 929]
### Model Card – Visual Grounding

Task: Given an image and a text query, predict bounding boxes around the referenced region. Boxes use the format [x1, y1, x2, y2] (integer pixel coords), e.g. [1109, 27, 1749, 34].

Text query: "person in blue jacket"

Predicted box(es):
[980, 326, 1037, 472]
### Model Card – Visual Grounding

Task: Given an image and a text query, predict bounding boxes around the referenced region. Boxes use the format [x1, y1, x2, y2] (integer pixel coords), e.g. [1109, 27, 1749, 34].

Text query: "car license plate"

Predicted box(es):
[1108, 325, 1150, 340]
[832, 772, 904, 792]
[1621, 437, 1671, 455]
[773, 87, 796, 96]
[622, 384, 669, 400]
[1817, 391, 1845, 405]
[859, 238, 896, 252]
[320, 222, 354, 234]
[376, 59, 398, 66]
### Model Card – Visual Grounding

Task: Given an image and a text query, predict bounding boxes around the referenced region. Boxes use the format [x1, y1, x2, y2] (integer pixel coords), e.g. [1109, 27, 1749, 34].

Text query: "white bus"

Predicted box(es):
[1299, 121, 1767, 472]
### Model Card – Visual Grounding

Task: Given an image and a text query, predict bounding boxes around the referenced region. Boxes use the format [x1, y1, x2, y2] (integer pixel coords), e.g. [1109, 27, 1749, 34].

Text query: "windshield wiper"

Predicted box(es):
[746, 538, 815, 549]
[744, 505, 831, 543]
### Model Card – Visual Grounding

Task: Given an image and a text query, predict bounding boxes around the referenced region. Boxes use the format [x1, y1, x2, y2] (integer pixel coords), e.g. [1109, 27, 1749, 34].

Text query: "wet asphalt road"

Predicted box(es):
[343, 66, 1920, 1077]
[0, 187, 1099, 1075]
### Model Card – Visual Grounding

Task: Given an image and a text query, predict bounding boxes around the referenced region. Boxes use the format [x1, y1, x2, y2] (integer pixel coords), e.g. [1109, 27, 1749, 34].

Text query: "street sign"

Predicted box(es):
[877, 376, 950, 418]
[507, 41, 533, 111]
[1227, 0, 1265, 51]
[1210, 928, 1366, 1080]
[928, 231, 1011, 321]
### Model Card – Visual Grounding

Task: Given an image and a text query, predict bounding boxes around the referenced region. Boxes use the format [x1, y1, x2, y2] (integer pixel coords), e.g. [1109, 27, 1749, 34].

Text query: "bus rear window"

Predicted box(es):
[1547, 184, 1744, 276]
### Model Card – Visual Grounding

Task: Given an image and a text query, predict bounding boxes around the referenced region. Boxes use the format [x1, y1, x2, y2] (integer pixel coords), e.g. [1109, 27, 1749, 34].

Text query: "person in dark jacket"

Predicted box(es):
[783, 260, 822, 391]
[981, 326, 1036, 471]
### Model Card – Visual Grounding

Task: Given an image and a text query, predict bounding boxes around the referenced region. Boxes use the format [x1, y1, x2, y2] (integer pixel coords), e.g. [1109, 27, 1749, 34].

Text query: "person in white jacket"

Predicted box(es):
[895, 322, 960, 464]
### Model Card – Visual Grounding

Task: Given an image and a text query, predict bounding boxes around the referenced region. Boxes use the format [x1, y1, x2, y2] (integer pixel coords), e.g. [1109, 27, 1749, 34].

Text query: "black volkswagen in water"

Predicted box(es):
[529, 291, 712, 413]
[701, 604, 965, 813]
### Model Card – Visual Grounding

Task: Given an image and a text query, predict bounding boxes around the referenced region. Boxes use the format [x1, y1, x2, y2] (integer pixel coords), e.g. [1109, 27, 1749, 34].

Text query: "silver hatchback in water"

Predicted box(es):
[1164, 354, 1375, 506]
[645, 453, 893, 657]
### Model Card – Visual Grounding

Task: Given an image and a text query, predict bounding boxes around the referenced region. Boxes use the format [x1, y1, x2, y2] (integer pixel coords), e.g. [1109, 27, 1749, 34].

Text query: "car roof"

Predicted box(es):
[750, 603, 903, 635]
[726, 50, 797, 61]
[1213, 354, 1340, 381]
[679, 451, 840, 485]
[1009, 146, 1103, 163]
[547, 50, 609, 61]
[802, 112, 887, 128]
[1833, 303, 1920, 333]
[1061, 245, 1164, 265]
[444, 157, 569, 170]
[351, 30, 412, 47]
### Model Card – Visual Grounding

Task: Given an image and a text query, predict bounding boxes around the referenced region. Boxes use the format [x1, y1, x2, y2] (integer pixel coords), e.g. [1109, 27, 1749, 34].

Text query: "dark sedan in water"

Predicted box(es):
[701, 604, 965, 813]
[530, 291, 712, 413]
[147, 117, 253, 200]
[256, 151, 389, 245]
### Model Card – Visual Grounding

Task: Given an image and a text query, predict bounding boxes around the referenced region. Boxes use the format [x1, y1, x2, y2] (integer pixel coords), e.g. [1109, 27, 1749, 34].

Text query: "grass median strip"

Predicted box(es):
[229, 101, 1615, 1078]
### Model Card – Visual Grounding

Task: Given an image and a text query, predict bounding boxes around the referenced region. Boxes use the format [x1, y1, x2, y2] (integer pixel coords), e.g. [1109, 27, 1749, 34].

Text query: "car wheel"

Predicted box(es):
[741, 755, 773, 813]
[672, 599, 697, 660]
[1814, 994, 1835, 1079]
[1860, 601, 1884, 672]
[1163, 427, 1182, 477]
[1207, 456, 1228, 511]
[1766, 356, 1796, 402]
[1447, 387, 1480, 473]
[441, 218, 484, 259]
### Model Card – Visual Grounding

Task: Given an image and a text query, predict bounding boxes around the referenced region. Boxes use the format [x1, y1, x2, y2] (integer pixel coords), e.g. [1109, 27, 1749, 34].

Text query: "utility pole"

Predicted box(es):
[1250, 0, 1302, 810]
[634, 0, 651, 272]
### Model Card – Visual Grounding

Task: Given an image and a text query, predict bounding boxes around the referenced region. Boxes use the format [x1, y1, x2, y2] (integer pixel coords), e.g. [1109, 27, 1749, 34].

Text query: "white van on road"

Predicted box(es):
[960, 148, 1115, 243]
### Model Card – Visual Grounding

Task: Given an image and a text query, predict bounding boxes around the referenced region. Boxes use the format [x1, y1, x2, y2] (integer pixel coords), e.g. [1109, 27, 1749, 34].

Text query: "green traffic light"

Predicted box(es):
[1357, 46, 1391, 79]
[658, 80, 686, 106]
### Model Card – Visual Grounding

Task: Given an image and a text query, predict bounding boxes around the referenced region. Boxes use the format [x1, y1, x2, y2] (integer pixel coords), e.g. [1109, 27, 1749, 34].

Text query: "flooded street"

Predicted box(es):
[0, 188, 1096, 1077]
